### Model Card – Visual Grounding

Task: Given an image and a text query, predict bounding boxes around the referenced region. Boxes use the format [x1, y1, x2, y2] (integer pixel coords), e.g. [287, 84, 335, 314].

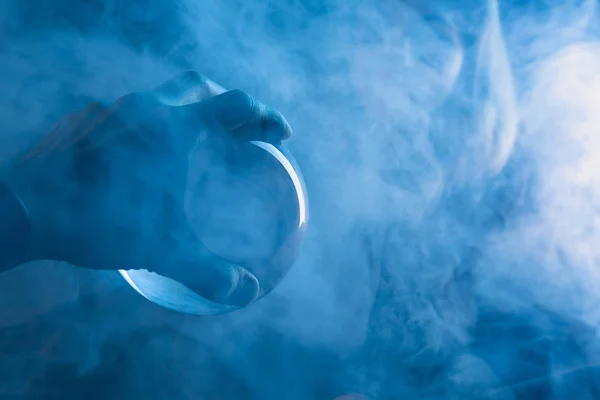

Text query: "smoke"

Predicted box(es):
[2, 0, 600, 398]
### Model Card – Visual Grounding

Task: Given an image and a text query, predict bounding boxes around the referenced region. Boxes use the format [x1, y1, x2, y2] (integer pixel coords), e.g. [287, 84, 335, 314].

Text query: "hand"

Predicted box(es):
[6, 71, 293, 307]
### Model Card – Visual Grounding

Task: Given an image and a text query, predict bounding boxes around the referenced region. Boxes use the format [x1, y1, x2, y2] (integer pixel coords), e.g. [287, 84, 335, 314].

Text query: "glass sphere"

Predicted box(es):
[119, 139, 308, 315]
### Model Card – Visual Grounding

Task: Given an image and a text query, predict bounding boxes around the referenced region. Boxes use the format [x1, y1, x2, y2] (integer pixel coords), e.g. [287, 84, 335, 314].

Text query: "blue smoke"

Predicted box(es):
[1, 0, 600, 398]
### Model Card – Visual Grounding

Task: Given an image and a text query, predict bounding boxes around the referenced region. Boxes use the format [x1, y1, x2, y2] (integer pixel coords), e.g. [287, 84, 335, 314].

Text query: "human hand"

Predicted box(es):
[7, 71, 292, 307]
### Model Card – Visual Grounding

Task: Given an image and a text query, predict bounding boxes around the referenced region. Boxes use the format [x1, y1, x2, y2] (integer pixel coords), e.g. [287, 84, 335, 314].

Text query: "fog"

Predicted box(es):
[1, 0, 600, 398]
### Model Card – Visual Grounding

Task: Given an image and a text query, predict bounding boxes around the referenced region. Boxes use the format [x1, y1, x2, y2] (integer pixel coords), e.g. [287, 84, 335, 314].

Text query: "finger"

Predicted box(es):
[179, 89, 293, 145]
[160, 232, 261, 308]
[103, 72, 228, 152]
[99, 71, 227, 149]
[166, 251, 260, 308]
[151, 202, 261, 308]
[153, 71, 226, 106]
[116, 221, 260, 308]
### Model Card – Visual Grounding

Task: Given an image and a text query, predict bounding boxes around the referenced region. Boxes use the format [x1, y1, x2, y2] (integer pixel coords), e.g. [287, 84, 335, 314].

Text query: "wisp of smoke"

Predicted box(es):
[1, 0, 600, 398]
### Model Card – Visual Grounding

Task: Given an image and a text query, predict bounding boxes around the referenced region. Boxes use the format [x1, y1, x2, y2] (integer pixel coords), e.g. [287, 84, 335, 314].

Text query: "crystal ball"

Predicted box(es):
[119, 138, 308, 315]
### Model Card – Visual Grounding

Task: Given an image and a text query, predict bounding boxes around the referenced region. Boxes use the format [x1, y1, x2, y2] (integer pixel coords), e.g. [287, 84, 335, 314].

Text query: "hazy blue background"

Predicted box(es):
[1, 0, 600, 398]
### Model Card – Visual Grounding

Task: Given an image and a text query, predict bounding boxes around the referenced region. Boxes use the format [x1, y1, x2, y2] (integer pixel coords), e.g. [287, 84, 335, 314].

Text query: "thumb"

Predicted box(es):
[166, 250, 260, 309]
[154, 218, 261, 308]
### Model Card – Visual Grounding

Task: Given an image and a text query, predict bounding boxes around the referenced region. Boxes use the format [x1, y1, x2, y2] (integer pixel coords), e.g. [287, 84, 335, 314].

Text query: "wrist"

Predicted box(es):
[0, 181, 32, 271]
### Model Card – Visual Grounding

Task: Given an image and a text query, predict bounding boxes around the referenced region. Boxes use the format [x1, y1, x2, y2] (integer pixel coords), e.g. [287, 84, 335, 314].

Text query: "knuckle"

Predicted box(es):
[179, 70, 206, 86]
[160, 72, 221, 104]
[228, 89, 259, 112]
[179, 71, 211, 93]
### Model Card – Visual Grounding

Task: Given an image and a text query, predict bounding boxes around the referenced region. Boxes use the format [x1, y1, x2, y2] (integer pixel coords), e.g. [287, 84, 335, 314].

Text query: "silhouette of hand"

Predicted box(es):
[7, 71, 292, 307]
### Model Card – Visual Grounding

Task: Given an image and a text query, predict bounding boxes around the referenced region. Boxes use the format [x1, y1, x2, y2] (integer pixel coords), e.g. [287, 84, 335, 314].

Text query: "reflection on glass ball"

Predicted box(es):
[119, 139, 308, 315]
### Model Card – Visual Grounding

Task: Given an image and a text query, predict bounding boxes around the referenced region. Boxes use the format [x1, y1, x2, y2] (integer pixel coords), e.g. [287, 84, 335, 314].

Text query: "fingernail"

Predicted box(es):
[224, 267, 260, 307]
